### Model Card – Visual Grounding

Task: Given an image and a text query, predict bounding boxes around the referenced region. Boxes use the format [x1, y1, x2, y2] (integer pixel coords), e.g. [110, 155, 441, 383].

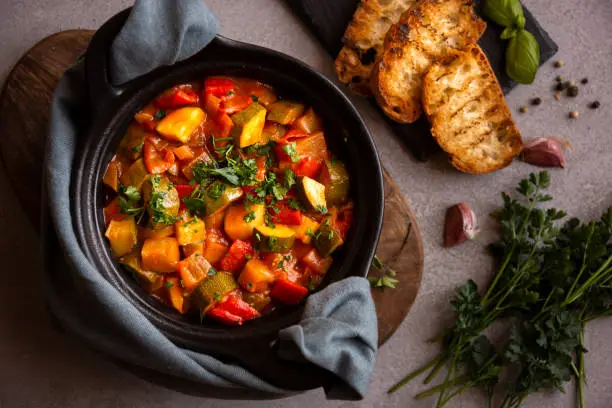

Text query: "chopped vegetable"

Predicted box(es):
[288, 216, 320, 244]
[230, 103, 267, 148]
[141, 225, 174, 239]
[301, 248, 333, 275]
[141, 237, 180, 273]
[262, 122, 287, 142]
[294, 132, 328, 162]
[105, 218, 138, 257]
[220, 94, 253, 115]
[253, 224, 296, 252]
[219, 239, 254, 274]
[172, 145, 195, 161]
[182, 241, 204, 257]
[269, 201, 302, 225]
[166, 276, 189, 313]
[143, 138, 175, 174]
[119, 158, 149, 191]
[238, 259, 275, 293]
[156, 107, 206, 143]
[224, 203, 265, 241]
[202, 229, 229, 264]
[177, 253, 211, 290]
[154, 86, 199, 109]
[118, 124, 149, 160]
[203, 181, 243, 215]
[267, 101, 305, 125]
[204, 77, 235, 98]
[320, 159, 350, 205]
[103, 160, 121, 192]
[294, 157, 322, 179]
[270, 279, 309, 305]
[296, 176, 327, 213]
[143, 175, 180, 229]
[175, 213, 206, 246]
[313, 223, 344, 256]
[294, 107, 323, 134]
[120, 251, 164, 292]
[192, 271, 237, 312]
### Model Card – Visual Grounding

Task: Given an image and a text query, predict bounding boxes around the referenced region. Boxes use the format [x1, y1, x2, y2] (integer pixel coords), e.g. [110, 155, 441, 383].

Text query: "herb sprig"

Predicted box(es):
[388, 172, 612, 408]
[368, 255, 398, 289]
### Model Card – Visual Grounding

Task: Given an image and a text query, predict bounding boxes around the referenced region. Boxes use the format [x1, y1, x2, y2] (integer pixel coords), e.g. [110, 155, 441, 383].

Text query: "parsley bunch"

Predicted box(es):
[389, 172, 612, 408]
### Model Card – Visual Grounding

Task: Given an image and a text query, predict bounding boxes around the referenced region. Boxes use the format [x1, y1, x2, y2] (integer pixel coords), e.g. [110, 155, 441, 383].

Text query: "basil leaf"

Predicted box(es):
[506, 29, 540, 84]
[501, 27, 518, 40]
[483, 0, 524, 27]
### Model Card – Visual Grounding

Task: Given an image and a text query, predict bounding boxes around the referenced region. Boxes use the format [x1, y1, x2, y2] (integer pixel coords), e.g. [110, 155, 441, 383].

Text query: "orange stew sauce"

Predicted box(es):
[102, 76, 353, 325]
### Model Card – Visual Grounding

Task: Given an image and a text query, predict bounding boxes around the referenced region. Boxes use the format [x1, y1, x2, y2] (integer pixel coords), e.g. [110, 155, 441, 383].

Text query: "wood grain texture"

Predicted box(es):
[0, 30, 423, 346]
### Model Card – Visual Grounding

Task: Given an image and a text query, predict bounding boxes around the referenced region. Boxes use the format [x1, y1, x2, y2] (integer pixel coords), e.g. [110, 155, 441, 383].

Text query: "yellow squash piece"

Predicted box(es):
[120, 251, 164, 293]
[230, 103, 267, 148]
[253, 224, 296, 252]
[224, 203, 265, 241]
[119, 123, 148, 159]
[119, 159, 149, 192]
[287, 216, 320, 244]
[296, 176, 327, 213]
[267, 101, 305, 125]
[105, 218, 138, 257]
[175, 214, 206, 246]
[156, 107, 205, 143]
[238, 259, 275, 293]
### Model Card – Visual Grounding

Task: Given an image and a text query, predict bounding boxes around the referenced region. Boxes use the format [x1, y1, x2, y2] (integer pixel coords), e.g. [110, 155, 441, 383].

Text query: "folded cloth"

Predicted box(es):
[43, 0, 377, 399]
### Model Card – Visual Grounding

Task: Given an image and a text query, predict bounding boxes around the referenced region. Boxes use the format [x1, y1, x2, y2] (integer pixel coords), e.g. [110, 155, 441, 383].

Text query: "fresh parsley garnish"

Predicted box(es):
[316, 205, 328, 215]
[243, 211, 256, 223]
[367, 255, 398, 289]
[282, 142, 300, 163]
[154, 110, 167, 120]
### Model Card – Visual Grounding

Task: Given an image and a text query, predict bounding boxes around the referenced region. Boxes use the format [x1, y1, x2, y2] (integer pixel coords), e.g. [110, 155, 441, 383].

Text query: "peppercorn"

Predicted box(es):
[581, 78, 589, 85]
[531, 97, 542, 106]
[554, 60, 565, 68]
[569, 111, 579, 119]
[555, 75, 564, 82]
[554, 92, 562, 101]
[589, 101, 601, 109]
[519, 106, 529, 114]
[567, 86, 579, 97]
[554, 82, 566, 91]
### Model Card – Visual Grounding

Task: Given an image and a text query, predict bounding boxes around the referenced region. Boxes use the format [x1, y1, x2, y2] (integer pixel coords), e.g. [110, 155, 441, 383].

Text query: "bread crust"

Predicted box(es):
[422, 45, 523, 173]
[372, 0, 486, 123]
[334, 0, 418, 95]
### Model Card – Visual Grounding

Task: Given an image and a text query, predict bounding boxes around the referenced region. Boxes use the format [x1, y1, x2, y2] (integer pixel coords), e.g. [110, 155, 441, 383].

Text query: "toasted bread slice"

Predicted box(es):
[423, 45, 522, 173]
[372, 0, 486, 123]
[334, 0, 418, 95]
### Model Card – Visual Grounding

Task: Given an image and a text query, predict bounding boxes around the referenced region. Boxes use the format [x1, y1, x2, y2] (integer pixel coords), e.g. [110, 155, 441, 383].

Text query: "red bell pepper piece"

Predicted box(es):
[281, 129, 309, 142]
[207, 307, 243, 325]
[269, 201, 302, 225]
[270, 279, 309, 305]
[154, 86, 199, 109]
[103, 197, 128, 226]
[220, 94, 253, 115]
[219, 240, 254, 273]
[217, 295, 260, 320]
[204, 78, 235, 98]
[143, 138, 175, 174]
[294, 157, 322, 178]
[203, 93, 234, 138]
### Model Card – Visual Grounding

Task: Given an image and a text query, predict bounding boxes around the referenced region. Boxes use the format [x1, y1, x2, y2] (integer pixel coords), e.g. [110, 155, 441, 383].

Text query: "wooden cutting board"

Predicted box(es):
[0, 30, 423, 346]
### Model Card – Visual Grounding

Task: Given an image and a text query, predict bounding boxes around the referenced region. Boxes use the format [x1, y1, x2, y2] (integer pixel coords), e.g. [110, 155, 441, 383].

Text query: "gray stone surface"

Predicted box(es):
[0, 0, 611, 407]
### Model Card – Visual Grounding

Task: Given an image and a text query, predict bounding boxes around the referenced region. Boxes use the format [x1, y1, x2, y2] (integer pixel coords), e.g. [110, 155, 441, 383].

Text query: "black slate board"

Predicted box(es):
[285, 0, 559, 161]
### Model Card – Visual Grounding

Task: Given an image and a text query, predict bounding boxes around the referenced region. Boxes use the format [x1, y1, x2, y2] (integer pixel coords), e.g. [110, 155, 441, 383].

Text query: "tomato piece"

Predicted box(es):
[207, 307, 243, 325]
[219, 239, 254, 274]
[269, 201, 302, 225]
[172, 145, 195, 161]
[204, 78, 235, 98]
[103, 197, 128, 226]
[220, 94, 253, 115]
[143, 138, 175, 174]
[281, 129, 309, 142]
[216, 295, 260, 320]
[203, 93, 234, 138]
[294, 157, 322, 178]
[154, 86, 199, 109]
[270, 279, 309, 305]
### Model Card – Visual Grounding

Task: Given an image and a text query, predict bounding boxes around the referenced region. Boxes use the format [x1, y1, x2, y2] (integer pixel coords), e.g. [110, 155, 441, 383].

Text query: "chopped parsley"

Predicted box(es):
[154, 110, 167, 120]
[207, 182, 227, 200]
[288, 198, 303, 211]
[282, 142, 300, 163]
[132, 141, 144, 154]
[207, 267, 217, 277]
[118, 185, 141, 201]
[147, 175, 179, 225]
[316, 205, 328, 215]
[164, 281, 174, 289]
[284, 168, 296, 189]
[251, 94, 259, 102]
[243, 211, 256, 223]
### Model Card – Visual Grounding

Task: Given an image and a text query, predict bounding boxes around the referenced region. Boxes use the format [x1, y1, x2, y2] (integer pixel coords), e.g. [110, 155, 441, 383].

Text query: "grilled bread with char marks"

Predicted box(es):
[372, 0, 486, 123]
[334, 0, 419, 95]
[422, 45, 522, 173]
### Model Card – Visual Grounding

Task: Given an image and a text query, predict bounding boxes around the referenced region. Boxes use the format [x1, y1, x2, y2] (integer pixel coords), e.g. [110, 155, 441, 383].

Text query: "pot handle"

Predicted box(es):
[84, 8, 132, 112]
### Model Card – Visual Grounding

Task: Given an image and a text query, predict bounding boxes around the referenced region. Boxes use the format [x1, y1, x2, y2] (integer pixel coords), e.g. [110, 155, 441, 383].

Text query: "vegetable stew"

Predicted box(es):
[102, 77, 353, 325]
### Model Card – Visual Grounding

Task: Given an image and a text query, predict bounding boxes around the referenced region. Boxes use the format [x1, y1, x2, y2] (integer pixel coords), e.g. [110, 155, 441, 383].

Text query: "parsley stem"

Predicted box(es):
[576, 324, 586, 408]
[481, 184, 542, 305]
[564, 255, 612, 305]
[413, 375, 470, 399]
[424, 352, 449, 384]
[435, 348, 460, 408]
[387, 352, 445, 393]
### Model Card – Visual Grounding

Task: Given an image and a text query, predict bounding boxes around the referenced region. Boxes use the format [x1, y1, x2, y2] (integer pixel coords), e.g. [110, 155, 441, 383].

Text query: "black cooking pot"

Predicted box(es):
[71, 8, 384, 392]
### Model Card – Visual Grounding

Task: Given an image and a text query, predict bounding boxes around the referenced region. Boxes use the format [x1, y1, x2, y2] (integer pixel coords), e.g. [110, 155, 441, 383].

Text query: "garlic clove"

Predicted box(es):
[521, 137, 570, 168]
[444, 203, 479, 247]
